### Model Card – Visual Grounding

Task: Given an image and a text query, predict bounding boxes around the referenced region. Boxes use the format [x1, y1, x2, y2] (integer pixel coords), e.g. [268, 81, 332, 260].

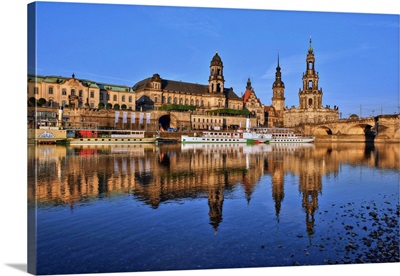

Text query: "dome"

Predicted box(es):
[211, 51, 223, 66]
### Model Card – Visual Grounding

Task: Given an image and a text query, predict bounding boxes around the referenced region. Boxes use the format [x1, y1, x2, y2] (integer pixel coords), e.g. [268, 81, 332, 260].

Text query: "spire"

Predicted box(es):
[273, 52, 284, 88]
[277, 50, 280, 69]
[308, 36, 313, 54]
[246, 77, 252, 90]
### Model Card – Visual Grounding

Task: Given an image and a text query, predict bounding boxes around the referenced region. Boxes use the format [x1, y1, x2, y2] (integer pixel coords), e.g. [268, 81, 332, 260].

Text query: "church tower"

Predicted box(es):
[208, 51, 225, 93]
[272, 53, 285, 113]
[298, 38, 323, 110]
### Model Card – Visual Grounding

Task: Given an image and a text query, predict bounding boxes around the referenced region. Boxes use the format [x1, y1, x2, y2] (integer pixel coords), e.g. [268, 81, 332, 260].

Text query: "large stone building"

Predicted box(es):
[132, 51, 243, 113]
[27, 73, 135, 110]
[283, 39, 339, 127]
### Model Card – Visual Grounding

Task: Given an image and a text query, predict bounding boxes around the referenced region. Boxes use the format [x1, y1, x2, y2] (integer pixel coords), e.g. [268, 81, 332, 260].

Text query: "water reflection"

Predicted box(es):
[28, 142, 399, 236]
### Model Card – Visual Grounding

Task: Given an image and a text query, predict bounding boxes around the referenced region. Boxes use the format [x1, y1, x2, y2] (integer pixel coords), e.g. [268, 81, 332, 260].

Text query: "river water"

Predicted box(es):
[27, 142, 399, 275]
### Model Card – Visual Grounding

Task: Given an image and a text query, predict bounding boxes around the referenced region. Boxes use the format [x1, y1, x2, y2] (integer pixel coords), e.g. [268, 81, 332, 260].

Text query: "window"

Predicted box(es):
[62, 88, 67, 95]
[174, 98, 177, 104]
[79, 90, 83, 97]
[308, 80, 312, 89]
[179, 98, 183, 104]
[100, 94, 103, 100]
[62, 100, 66, 107]
[34, 87, 39, 94]
[129, 96, 132, 103]
[113, 95, 117, 101]
[122, 95, 125, 102]
[71, 89, 75, 96]
[196, 100, 199, 106]
[48, 87, 53, 94]
[308, 98, 313, 106]
[168, 97, 171, 104]
[154, 96, 158, 103]
[90, 91, 94, 98]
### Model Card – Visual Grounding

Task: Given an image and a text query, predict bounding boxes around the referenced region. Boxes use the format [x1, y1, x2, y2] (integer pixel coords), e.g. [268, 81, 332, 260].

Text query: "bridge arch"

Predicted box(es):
[313, 126, 333, 136]
[158, 114, 179, 131]
[347, 124, 374, 135]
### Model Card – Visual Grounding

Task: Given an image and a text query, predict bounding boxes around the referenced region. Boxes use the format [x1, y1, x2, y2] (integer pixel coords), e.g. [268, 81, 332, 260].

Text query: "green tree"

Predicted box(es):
[37, 98, 46, 106]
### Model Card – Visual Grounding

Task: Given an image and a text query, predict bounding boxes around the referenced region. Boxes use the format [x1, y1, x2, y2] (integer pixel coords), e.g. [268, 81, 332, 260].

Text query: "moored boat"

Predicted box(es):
[250, 127, 314, 143]
[181, 131, 247, 143]
[66, 129, 158, 145]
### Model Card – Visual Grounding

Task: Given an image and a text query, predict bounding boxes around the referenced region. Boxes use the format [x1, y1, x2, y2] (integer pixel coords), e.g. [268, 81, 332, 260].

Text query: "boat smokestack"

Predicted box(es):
[246, 117, 250, 131]
[58, 106, 63, 127]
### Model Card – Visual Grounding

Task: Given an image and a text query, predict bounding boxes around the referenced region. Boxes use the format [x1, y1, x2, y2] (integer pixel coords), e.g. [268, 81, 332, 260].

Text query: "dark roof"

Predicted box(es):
[133, 76, 241, 100]
[162, 79, 208, 94]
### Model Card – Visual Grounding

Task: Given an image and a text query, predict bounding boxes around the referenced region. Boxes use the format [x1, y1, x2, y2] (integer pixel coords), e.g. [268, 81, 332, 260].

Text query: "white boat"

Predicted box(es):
[251, 127, 314, 143]
[240, 117, 272, 144]
[181, 131, 247, 143]
[66, 129, 157, 145]
[242, 131, 272, 144]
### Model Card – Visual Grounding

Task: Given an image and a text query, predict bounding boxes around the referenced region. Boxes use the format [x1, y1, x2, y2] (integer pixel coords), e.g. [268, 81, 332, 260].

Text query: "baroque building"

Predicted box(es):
[242, 77, 265, 126]
[27, 73, 135, 110]
[132, 51, 243, 113]
[284, 39, 339, 127]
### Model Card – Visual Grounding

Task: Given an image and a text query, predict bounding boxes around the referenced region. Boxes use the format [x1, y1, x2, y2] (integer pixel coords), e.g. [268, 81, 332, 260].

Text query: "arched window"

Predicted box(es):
[308, 98, 313, 106]
[168, 97, 171, 104]
[308, 80, 313, 89]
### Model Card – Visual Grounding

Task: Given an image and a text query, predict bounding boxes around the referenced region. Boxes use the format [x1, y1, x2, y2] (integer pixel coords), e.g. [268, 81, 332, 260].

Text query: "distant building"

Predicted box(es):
[283, 39, 339, 127]
[242, 78, 265, 126]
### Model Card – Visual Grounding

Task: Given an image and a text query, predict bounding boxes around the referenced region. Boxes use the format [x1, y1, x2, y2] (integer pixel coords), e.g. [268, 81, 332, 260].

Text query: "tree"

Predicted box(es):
[121, 104, 127, 110]
[98, 102, 105, 109]
[106, 103, 112, 109]
[113, 104, 120, 110]
[37, 98, 46, 106]
[28, 97, 36, 106]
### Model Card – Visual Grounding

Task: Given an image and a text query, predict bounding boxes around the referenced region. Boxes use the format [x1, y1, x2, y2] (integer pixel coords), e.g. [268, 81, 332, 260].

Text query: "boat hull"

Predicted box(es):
[67, 137, 157, 145]
[181, 135, 247, 143]
[270, 137, 314, 143]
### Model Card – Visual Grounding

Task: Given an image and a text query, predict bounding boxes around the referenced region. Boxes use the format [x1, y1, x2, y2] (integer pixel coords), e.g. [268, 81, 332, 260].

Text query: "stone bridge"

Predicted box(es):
[303, 114, 400, 143]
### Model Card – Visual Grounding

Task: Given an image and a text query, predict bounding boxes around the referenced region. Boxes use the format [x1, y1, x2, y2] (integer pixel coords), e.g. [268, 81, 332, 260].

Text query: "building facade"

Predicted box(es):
[242, 78, 265, 126]
[132, 51, 243, 113]
[284, 39, 339, 127]
[27, 73, 135, 110]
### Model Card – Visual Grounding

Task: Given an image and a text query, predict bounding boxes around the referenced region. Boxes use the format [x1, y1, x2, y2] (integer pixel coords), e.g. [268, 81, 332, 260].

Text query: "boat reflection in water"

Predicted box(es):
[28, 142, 399, 274]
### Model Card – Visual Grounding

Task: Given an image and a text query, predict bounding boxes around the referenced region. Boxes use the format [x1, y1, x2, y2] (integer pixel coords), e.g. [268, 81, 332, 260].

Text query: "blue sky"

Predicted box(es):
[30, 1, 399, 118]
